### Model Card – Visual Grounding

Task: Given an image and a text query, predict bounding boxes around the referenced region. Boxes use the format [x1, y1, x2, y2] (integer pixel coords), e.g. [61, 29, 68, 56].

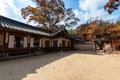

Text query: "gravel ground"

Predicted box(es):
[0, 51, 120, 80]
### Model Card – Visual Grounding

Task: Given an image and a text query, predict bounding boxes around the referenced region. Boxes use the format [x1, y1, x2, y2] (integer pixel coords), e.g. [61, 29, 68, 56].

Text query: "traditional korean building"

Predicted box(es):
[0, 15, 74, 57]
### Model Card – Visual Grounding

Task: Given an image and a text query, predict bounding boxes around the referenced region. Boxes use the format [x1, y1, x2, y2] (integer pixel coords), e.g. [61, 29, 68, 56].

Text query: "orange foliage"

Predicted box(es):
[104, 0, 120, 14]
[112, 40, 120, 50]
[21, 0, 80, 30]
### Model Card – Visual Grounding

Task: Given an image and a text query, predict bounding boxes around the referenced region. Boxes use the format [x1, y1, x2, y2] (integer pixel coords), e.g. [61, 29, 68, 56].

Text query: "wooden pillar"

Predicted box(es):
[39, 39, 41, 48]
[71, 40, 74, 49]
[27, 36, 30, 48]
[3, 32, 9, 57]
[29, 52, 31, 55]
[5, 32, 8, 43]
[50, 39, 52, 47]
[30, 37, 34, 47]
[58, 39, 61, 47]
[5, 32, 9, 48]
[6, 52, 9, 57]
[51, 39, 53, 47]
[41, 38, 43, 48]
[42, 38, 45, 48]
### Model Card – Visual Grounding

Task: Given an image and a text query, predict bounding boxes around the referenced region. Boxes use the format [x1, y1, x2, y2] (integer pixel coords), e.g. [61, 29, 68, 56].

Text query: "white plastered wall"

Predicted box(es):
[53, 38, 71, 47]
[8, 35, 14, 48]
[23, 37, 27, 48]
[41, 38, 52, 48]
[53, 38, 61, 47]
[30, 38, 34, 47]
[41, 38, 71, 48]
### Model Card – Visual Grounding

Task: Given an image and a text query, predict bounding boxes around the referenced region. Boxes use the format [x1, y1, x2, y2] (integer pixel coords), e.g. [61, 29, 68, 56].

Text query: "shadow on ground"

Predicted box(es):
[0, 51, 75, 80]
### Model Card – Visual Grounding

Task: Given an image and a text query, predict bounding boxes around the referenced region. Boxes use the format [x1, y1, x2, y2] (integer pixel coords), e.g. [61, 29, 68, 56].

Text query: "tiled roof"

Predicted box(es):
[0, 15, 51, 36]
[93, 38, 105, 42]
[0, 15, 73, 39]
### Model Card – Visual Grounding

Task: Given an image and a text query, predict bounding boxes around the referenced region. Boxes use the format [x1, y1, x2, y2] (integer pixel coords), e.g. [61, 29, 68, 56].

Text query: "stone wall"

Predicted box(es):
[112, 40, 120, 50]
[75, 43, 95, 51]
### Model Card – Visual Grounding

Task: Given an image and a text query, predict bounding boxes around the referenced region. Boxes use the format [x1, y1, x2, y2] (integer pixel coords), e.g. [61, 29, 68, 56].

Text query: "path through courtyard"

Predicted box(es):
[0, 51, 120, 80]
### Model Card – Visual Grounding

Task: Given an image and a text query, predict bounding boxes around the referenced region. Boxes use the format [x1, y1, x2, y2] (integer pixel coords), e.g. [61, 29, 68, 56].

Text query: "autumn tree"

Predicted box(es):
[104, 0, 120, 14]
[93, 20, 110, 36]
[75, 23, 90, 40]
[76, 18, 114, 41]
[21, 0, 80, 30]
[76, 23, 89, 35]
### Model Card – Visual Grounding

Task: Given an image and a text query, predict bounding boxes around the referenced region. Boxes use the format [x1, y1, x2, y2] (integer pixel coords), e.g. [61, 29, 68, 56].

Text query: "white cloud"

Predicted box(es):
[16, 0, 35, 8]
[0, 0, 19, 19]
[79, 0, 105, 12]
[73, 0, 119, 24]
[15, 0, 36, 24]
[0, 0, 35, 24]
[0, 0, 119, 27]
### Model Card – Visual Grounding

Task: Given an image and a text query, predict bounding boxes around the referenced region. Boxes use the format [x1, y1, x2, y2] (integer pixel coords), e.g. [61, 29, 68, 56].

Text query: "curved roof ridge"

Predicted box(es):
[0, 15, 51, 35]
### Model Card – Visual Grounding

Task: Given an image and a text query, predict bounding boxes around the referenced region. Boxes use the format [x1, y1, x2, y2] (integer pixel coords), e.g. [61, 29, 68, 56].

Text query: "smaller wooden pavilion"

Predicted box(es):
[93, 35, 107, 52]
[0, 15, 74, 57]
[93, 35, 113, 53]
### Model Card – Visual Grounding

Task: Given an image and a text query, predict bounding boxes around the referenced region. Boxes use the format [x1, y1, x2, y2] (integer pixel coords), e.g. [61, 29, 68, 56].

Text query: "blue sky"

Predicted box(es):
[0, 0, 120, 28]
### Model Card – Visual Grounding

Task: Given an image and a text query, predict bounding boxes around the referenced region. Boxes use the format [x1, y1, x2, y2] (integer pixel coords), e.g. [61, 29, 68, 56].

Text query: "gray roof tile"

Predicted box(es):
[0, 15, 72, 39]
[0, 15, 51, 36]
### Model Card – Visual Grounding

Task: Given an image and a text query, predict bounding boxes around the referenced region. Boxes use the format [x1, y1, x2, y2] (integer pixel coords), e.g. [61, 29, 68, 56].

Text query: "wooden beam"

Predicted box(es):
[5, 32, 8, 43]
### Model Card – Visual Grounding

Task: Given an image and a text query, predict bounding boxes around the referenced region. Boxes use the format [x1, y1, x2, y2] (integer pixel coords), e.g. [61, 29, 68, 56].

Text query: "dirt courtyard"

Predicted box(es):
[0, 51, 120, 80]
